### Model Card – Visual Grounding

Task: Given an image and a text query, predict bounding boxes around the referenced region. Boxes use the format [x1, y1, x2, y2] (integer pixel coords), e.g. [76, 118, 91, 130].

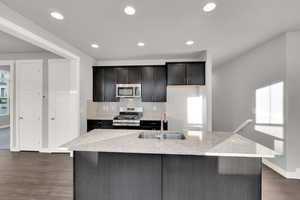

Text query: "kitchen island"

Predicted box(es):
[63, 129, 279, 200]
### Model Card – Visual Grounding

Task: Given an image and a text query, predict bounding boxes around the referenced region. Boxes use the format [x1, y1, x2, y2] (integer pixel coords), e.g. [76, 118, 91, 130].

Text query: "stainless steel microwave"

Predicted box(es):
[116, 84, 141, 98]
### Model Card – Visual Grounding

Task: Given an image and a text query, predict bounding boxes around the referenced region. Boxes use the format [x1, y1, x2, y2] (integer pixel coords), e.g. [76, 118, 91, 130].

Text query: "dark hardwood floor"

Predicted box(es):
[0, 150, 72, 200]
[0, 150, 299, 200]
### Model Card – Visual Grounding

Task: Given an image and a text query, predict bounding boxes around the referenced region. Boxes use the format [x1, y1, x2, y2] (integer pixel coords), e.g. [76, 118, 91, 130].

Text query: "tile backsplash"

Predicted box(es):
[87, 98, 166, 119]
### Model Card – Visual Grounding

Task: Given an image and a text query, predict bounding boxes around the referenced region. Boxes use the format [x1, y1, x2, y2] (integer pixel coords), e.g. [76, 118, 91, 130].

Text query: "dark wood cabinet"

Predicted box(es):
[87, 120, 113, 132]
[75, 152, 162, 200]
[116, 67, 141, 84]
[167, 63, 186, 85]
[93, 68, 104, 102]
[141, 66, 167, 102]
[186, 62, 205, 85]
[93, 67, 117, 102]
[141, 67, 155, 102]
[74, 153, 262, 200]
[103, 68, 117, 102]
[167, 62, 205, 85]
[162, 155, 261, 200]
[154, 66, 167, 102]
[93, 66, 166, 102]
[116, 68, 128, 84]
[87, 120, 167, 132]
[128, 68, 141, 84]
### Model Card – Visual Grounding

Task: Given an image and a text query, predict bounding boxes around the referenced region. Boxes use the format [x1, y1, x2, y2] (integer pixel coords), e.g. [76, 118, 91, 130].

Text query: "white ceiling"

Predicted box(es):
[0, 30, 45, 53]
[1, 0, 300, 65]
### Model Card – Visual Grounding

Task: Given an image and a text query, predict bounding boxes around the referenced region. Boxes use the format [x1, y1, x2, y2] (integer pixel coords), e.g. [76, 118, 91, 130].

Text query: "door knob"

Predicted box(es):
[51, 117, 55, 120]
[19, 116, 23, 120]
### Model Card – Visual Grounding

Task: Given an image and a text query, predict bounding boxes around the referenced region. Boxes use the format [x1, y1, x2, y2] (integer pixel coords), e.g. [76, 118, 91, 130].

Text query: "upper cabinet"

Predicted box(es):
[93, 62, 205, 102]
[167, 62, 205, 86]
[116, 67, 141, 84]
[141, 66, 167, 102]
[93, 67, 104, 102]
[93, 66, 166, 102]
[93, 67, 117, 102]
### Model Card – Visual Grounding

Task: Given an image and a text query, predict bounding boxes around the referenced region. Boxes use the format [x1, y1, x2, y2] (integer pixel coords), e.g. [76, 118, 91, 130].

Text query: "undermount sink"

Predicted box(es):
[138, 131, 186, 140]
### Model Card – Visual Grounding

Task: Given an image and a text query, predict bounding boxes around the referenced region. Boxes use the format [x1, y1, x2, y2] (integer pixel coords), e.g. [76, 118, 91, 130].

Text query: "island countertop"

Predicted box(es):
[62, 129, 280, 158]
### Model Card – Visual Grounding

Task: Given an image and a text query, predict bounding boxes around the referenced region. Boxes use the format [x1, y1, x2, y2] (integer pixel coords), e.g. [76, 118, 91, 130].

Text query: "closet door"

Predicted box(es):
[48, 59, 77, 149]
[16, 60, 43, 151]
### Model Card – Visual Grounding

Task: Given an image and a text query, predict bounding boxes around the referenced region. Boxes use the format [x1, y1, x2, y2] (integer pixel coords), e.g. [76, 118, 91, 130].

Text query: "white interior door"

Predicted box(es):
[16, 60, 43, 151]
[48, 59, 77, 149]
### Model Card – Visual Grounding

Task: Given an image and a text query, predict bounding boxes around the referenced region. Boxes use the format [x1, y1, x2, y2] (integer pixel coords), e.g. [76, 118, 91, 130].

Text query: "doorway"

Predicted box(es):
[0, 65, 10, 149]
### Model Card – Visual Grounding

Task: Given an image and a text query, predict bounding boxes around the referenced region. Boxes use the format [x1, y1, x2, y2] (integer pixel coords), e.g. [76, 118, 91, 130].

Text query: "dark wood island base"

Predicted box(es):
[74, 152, 261, 200]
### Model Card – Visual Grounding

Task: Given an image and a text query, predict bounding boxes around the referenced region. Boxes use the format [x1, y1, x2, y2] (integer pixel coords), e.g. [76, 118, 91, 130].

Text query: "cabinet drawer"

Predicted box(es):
[87, 120, 113, 132]
[140, 120, 162, 130]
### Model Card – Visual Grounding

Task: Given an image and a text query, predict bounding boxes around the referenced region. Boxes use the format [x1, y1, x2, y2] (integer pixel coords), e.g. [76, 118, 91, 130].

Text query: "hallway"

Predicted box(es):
[0, 128, 9, 149]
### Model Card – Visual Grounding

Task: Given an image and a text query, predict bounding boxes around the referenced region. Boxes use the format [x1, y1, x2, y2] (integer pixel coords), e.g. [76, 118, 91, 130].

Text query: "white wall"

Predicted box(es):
[286, 32, 300, 173]
[213, 34, 287, 170]
[167, 87, 206, 131]
[214, 32, 300, 178]
[0, 2, 95, 135]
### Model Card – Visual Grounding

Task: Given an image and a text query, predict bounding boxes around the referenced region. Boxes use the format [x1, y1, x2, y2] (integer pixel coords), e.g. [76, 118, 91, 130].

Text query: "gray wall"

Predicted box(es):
[213, 34, 287, 169]
[286, 32, 300, 172]
[213, 32, 300, 173]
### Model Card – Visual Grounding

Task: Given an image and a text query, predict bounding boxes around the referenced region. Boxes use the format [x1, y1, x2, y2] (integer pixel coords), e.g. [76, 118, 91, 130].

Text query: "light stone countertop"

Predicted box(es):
[61, 129, 280, 158]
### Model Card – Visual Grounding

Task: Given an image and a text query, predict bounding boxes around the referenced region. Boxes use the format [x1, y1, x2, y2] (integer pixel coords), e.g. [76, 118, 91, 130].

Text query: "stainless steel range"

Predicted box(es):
[113, 107, 143, 127]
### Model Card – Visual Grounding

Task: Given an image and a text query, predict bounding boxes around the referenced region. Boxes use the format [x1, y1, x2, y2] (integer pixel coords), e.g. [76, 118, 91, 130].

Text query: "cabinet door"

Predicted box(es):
[104, 68, 117, 102]
[93, 67, 104, 101]
[116, 68, 128, 84]
[154, 66, 167, 102]
[98, 153, 162, 200]
[141, 67, 154, 102]
[167, 63, 186, 85]
[75, 152, 162, 200]
[163, 155, 261, 200]
[128, 68, 141, 84]
[186, 62, 205, 85]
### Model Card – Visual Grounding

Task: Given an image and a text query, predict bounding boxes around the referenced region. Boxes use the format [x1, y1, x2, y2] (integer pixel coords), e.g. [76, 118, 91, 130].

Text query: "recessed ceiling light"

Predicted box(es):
[50, 11, 64, 20]
[185, 40, 195, 45]
[203, 2, 217, 12]
[124, 6, 136, 15]
[137, 42, 145, 47]
[91, 44, 99, 48]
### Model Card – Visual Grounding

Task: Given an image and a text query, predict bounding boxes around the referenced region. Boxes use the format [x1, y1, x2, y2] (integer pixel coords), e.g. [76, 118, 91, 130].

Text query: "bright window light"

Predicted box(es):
[187, 96, 203, 125]
[255, 82, 283, 125]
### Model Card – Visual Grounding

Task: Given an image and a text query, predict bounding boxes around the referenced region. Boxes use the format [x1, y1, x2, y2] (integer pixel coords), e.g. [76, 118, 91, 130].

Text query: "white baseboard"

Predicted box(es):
[263, 159, 300, 179]
[39, 148, 73, 157]
[9, 147, 20, 152]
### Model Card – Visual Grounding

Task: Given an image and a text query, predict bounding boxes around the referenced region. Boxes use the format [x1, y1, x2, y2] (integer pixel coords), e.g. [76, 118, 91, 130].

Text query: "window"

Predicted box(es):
[187, 96, 203, 125]
[0, 70, 9, 116]
[255, 82, 283, 125]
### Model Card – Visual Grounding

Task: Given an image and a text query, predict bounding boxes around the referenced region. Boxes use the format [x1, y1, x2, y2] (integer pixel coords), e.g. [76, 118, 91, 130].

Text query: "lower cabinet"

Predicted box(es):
[74, 152, 162, 200]
[87, 120, 113, 131]
[74, 153, 262, 200]
[163, 156, 261, 200]
[87, 120, 167, 132]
